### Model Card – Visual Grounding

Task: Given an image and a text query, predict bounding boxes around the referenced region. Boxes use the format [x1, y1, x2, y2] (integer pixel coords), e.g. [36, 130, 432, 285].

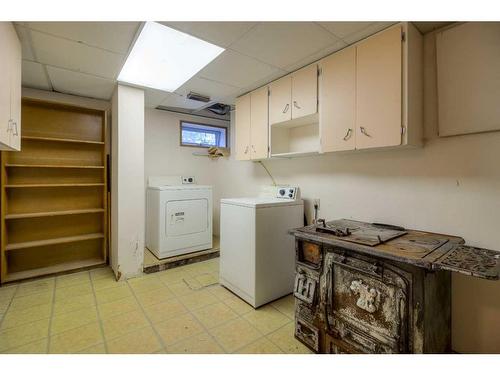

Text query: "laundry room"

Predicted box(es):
[1, 1, 500, 371]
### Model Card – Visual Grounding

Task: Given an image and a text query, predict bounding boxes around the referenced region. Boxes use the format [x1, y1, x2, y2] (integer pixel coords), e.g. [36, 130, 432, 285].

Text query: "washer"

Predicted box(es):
[220, 186, 304, 307]
[146, 176, 212, 259]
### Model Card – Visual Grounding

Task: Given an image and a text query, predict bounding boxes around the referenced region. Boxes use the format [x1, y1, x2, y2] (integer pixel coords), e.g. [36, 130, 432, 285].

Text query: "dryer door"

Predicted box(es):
[165, 198, 209, 237]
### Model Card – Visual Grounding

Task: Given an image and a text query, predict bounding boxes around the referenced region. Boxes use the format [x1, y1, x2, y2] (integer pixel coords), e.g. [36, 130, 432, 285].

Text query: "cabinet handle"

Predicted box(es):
[293, 101, 301, 109]
[251, 145, 256, 153]
[12, 121, 18, 136]
[360, 126, 372, 137]
[7, 119, 13, 133]
[343, 128, 353, 141]
[282, 103, 289, 114]
[244, 146, 249, 154]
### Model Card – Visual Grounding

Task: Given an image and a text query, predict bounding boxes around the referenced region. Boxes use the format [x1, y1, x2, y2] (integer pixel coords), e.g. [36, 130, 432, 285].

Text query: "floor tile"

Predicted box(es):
[178, 289, 219, 311]
[223, 295, 254, 315]
[243, 305, 290, 335]
[101, 310, 150, 340]
[154, 313, 204, 346]
[168, 279, 202, 297]
[143, 299, 187, 324]
[128, 277, 164, 293]
[236, 337, 283, 354]
[92, 276, 121, 291]
[106, 326, 162, 354]
[3, 338, 48, 354]
[53, 293, 95, 315]
[1, 302, 52, 329]
[54, 282, 93, 300]
[9, 292, 53, 312]
[209, 317, 262, 352]
[50, 305, 98, 335]
[97, 296, 140, 320]
[157, 269, 186, 285]
[0, 285, 17, 302]
[0, 318, 50, 352]
[16, 278, 54, 298]
[78, 343, 106, 354]
[271, 294, 295, 319]
[267, 322, 312, 354]
[134, 286, 175, 307]
[195, 273, 219, 287]
[56, 271, 90, 289]
[49, 322, 103, 354]
[192, 302, 238, 329]
[90, 266, 114, 279]
[207, 285, 235, 301]
[95, 284, 132, 304]
[167, 332, 224, 354]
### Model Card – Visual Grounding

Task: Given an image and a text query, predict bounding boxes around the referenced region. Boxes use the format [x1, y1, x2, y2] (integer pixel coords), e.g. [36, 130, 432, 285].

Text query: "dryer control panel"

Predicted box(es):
[276, 186, 299, 200]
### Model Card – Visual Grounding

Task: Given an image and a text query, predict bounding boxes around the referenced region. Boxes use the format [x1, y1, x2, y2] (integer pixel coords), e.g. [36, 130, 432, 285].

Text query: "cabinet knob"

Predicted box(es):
[293, 101, 301, 110]
[343, 128, 353, 141]
[360, 126, 372, 137]
[282, 103, 289, 114]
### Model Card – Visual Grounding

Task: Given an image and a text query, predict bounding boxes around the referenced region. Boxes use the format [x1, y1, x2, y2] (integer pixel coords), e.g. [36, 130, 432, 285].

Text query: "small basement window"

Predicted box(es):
[180, 121, 228, 148]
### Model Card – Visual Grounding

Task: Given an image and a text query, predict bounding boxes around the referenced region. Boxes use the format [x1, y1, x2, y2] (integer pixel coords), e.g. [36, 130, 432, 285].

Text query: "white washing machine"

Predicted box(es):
[146, 176, 213, 259]
[220, 186, 304, 308]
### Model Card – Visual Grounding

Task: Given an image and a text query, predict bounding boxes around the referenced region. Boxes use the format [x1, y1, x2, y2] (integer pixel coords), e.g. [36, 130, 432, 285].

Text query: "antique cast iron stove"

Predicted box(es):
[289, 219, 500, 354]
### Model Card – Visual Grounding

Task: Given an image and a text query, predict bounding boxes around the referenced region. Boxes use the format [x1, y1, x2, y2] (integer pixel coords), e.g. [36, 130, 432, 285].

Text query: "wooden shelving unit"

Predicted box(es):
[0, 98, 108, 283]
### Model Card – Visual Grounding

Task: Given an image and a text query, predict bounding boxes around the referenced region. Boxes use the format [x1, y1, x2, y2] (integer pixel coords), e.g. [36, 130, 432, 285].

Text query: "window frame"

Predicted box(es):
[179, 120, 229, 149]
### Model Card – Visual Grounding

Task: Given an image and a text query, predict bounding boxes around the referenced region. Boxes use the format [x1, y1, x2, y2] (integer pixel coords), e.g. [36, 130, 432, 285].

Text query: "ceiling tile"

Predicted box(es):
[197, 49, 283, 88]
[31, 30, 125, 79]
[46, 66, 115, 100]
[230, 22, 340, 69]
[161, 22, 257, 48]
[175, 76, 241, 101]
[283, 39, 347, 72]
[317, 22, 375, 39]
[144, 88, 171, 108]
[342, 22, 397, 44]
[160, 93, 210, 110]
[24, 22, 140, 54]
[14, 24, 35, 60]
[21, 60, 51, 90]
[413, 22, 454, 34]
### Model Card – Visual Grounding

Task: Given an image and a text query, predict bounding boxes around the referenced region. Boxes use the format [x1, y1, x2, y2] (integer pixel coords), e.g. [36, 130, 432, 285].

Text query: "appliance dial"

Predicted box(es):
[288, 193, 293, 198]
[279, 189, 286, 196]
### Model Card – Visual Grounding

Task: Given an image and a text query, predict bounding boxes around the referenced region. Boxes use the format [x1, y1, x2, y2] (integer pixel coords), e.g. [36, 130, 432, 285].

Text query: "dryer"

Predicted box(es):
[146, 176, 213, 259]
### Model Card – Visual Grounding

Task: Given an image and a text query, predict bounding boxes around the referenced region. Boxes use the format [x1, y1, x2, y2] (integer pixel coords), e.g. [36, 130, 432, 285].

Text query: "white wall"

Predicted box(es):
[111, 85, 145, 280]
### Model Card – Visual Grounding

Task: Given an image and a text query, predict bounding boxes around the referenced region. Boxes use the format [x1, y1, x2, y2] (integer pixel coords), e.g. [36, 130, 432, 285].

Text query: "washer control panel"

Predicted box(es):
[276, 186, 298, 200]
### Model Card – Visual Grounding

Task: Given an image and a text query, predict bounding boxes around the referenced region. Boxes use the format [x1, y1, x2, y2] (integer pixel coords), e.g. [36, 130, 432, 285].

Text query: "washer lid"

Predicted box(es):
[221, 197, 303, 208]
[149, 185, 212, 191]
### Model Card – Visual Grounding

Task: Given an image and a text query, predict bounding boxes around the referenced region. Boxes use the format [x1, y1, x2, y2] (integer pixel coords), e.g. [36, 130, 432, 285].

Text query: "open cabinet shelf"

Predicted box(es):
[0, 98, 108, 284]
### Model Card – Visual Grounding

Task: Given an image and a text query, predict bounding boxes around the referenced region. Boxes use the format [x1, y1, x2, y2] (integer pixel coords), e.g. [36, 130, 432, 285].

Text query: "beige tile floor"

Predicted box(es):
[0, 258, 311, 354]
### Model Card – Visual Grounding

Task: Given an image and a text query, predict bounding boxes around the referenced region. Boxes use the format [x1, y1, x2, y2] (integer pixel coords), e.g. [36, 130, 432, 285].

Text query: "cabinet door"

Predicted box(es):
[0, 23, 12, 149]
[269, 75, 291, 125]
[9, 25, 21, 151]
[320, 47, 356, 152]
[291, 64, 318, 120]
[234, 94, 251, 161]
[356, 26, 402, 149]
[250, 86, 269, 160]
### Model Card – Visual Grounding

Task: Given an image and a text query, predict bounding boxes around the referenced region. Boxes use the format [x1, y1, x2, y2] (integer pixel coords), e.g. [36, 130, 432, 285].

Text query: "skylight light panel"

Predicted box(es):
[118, 22, 224, 92]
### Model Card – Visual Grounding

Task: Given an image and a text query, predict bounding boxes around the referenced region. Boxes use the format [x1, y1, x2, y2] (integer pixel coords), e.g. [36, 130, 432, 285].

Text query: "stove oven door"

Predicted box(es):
[324, 249, 411, 353]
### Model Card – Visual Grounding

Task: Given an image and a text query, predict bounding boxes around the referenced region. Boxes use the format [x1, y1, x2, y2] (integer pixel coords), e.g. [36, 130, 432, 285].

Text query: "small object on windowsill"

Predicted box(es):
[192, 147, 230, 159]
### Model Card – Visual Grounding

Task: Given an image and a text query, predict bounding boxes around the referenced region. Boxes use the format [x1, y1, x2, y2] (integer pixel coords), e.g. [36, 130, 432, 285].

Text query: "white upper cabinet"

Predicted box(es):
[291, 64, 318, 120]
[355, 25, 403, 150]
[235, 93, 251, 161]
[269, 75, 292, 125]
[319, 46, 356, 152]
[0, 22, 22, 151]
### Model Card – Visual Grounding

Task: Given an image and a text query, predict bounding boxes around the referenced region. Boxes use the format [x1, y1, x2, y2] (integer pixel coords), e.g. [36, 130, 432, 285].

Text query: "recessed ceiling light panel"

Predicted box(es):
[118, 22, 224, 92]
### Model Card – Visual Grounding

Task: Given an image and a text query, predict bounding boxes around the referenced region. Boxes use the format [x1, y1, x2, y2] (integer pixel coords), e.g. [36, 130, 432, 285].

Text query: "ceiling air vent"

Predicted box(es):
[206, 103, 231, 116]
[186, 91, 210, 103]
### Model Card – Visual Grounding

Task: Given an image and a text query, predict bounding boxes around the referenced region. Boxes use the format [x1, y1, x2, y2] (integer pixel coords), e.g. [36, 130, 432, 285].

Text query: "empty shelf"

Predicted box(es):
[5, 258, 106, 282]
[5, 208, 105, 220]
[22, 135, 104, 145]
[4, 183, 105, 188]
[6, 233, 105, 251]
[5, 164, 104, 169]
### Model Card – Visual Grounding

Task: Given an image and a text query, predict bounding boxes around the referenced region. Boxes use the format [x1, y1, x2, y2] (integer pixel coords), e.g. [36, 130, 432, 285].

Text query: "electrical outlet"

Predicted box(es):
[313, 199, 320, 210]
[182, 176, 195, 184]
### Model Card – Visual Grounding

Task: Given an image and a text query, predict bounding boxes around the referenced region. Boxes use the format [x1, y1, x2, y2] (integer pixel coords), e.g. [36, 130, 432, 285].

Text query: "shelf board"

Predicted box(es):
[5, 208, 105, 220]
[6, 233, 105, 251]
[270, 113, 319, 129]
[5, 183, 105, 188]
[4, 258, 106, 282]
[5, 164, 104, 169]
[22, 135, 104, 145]
[271, 150, 319, 158]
